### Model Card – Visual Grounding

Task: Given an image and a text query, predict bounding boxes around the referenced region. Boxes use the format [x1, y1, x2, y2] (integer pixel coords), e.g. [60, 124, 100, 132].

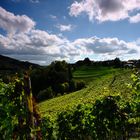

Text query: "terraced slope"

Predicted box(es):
[38, 66, 132, 119]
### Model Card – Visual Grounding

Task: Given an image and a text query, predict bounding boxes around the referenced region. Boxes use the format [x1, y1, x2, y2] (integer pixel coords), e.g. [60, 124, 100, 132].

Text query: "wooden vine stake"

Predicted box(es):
[23, 71, 34, 139]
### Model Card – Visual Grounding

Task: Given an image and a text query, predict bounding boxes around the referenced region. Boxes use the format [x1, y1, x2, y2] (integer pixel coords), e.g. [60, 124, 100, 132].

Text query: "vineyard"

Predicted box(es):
[0, 66, 140, 139]
[39, 66, 132, 118]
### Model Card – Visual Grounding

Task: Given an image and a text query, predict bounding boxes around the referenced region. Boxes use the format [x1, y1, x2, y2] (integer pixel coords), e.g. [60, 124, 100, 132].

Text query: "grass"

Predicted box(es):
[38, 66, 132, 119]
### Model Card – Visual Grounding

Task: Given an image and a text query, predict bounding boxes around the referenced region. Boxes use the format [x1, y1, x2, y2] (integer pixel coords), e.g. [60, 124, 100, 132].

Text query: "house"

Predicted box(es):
[124, 61, 135, 68]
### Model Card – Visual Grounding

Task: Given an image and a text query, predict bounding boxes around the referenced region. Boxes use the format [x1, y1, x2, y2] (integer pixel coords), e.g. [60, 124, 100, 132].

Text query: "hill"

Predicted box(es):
[38, 66, 132, 119]
[0, 55, 40, 77]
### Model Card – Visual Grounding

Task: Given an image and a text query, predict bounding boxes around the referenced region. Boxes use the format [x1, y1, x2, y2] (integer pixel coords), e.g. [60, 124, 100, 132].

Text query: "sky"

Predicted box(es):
[0, 0, 140, 65]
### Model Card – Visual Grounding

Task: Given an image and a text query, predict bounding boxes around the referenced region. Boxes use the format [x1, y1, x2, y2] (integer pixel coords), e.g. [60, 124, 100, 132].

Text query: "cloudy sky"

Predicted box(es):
[0, 0, 140, 65]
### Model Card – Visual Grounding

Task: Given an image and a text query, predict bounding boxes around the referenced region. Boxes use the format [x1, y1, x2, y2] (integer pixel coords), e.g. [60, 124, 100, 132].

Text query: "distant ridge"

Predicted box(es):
[0, 54, 40, 74]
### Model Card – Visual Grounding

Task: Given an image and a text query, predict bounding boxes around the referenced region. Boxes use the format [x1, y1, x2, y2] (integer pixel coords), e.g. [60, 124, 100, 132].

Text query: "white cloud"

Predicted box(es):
[56, 24, 73, 32]
[29, 29, 64, 47]
[0, 29, 67, 55]
[136, 38, 140, 45]
[29, 0, 40, 3]
[0, 30, 139, 64]
[69, 0, 140, 23]
[69, 0, 95, 21]
[50, 15, 57, 20]
[0, 6, 139, 65]
[129, 13, 140, 23]
[72, 37, 139, 56]
[0, 6, 35, 35]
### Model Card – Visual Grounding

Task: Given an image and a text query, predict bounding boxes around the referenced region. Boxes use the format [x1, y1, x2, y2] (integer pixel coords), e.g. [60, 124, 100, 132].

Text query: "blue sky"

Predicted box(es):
[0, 0, 140, 65]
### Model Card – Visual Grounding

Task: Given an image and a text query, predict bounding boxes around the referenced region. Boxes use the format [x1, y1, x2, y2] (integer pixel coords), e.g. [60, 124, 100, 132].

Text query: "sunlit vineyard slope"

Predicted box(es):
[38, 66, 132, 119]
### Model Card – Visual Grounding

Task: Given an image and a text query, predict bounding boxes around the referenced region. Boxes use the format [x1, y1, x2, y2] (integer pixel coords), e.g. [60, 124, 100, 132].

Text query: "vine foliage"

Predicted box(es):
[0, 70, 140, 139]
[0, 73, 43, 140]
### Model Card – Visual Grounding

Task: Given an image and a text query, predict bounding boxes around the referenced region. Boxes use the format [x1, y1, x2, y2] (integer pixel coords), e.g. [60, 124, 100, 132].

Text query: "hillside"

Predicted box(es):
[0, 55, 40, 77]
[38, 66, 132, 119]
[1, 59, 139, 139]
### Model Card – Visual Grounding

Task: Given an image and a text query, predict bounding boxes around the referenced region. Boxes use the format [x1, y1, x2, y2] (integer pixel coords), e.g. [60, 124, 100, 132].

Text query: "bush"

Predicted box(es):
[55, 82, 69, 95]
[69, 80, 76, 92]
[76, 80, 86, 90]
[37, 87, 54, 102]
[69, 80, 85, 92]
[62, 82, 69, 93]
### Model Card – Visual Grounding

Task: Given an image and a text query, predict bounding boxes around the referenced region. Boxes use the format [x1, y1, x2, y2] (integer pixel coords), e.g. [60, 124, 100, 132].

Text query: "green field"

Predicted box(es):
[38, 66, 132, 119]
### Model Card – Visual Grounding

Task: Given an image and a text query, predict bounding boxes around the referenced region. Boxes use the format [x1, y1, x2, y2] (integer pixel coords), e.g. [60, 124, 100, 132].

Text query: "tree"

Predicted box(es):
[31, 60, 73, 100]
[84, 57, 91, 65]
[114, 58, 122, 68]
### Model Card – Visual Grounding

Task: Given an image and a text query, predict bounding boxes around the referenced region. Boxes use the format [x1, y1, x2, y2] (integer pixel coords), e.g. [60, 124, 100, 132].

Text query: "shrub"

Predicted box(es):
[69, 80, 76, 92]
[62, 82, 69, 93]
[56, 82, 69, 95]
[76, 80, 86, 90]
[37, 87, 54, 102]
